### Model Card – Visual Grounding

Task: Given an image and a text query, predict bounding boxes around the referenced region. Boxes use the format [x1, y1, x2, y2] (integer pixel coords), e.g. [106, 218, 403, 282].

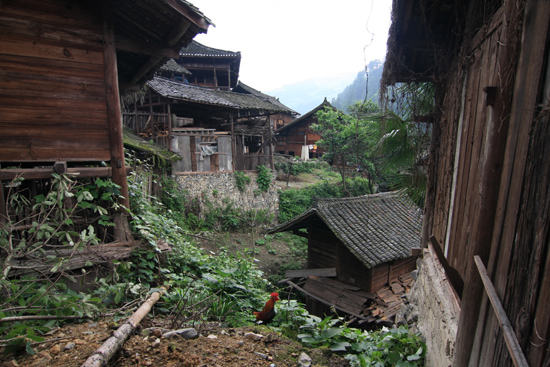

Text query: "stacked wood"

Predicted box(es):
[362, 272, 415, 324]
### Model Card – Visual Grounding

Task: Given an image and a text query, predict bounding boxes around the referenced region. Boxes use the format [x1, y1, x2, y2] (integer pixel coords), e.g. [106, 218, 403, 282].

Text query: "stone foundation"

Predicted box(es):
[399, 248, 460, 367]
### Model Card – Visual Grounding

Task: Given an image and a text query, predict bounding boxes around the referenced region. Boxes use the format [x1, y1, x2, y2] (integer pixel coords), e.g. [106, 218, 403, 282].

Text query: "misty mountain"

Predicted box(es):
[264, 71, 357, 115]
[331, 60, 384, 113]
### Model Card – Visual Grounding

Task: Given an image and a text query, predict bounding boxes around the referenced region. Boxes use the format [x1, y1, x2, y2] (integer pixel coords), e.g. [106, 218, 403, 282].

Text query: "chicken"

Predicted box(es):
[253, 292, 279, 324]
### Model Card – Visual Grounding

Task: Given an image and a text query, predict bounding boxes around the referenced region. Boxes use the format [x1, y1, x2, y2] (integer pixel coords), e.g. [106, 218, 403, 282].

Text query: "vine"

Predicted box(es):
[256, 165, 272, 193]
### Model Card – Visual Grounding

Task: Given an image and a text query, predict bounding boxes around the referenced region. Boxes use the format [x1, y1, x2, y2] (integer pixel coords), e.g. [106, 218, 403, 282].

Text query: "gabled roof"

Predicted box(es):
[180, 40, 241, 57]
[234, 82, 298, 115]
[147, 77, 296, 113]
[268, 192, 422, 268]
[275, 98, 334, 133]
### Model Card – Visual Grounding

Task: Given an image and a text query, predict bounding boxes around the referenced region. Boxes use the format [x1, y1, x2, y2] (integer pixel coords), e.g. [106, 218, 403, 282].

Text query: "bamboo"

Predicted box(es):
[81, 285, 169, 367]
[473, 256, 528, 367]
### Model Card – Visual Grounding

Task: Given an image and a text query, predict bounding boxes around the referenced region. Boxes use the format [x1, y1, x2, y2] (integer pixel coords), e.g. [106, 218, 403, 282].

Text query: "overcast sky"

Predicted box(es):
[190, 0, 393, 92]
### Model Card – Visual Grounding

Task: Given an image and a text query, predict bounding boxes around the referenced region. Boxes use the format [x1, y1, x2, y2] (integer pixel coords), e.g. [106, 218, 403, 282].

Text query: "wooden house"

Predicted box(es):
[178, 40, 241, 91]
[125, 76, 296, 172]
[268, 192, 422, 324]
[232, 82, 298, 130]
[274, 98, 334, 159]
[0, 0, 211, 213]
[383, 0, 550, 365]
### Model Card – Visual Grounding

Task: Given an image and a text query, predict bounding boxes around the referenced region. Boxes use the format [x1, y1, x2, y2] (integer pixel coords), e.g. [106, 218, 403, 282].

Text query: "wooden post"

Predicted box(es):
[0, 179, 6, 225]
[102, 1, 129, 211]
[230, 114, 235, 172]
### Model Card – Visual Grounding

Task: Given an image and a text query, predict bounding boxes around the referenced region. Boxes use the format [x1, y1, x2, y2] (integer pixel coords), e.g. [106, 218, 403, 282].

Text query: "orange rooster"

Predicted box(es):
[253, 292, 279, 324]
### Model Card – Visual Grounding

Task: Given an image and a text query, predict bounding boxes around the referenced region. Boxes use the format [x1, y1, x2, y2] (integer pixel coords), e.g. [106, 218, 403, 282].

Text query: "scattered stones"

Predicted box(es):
[298, 352, 312, 367]
[244, 332, 263, 341]
[64, 342, 75, 351]
[31, 352, 51, 367]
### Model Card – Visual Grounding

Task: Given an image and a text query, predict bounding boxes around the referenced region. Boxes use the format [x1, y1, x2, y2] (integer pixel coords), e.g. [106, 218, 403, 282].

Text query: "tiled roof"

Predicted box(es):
[147, 77, 294, 112]
[180, 40, 240, 57]
[234, 82, 298, 115]
[275, 98, 334, 133]
[160, 59, 191, 74]
[269, 192, 422, 268]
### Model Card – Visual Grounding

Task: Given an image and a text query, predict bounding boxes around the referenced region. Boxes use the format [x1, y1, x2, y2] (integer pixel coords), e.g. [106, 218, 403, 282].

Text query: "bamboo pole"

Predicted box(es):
[473, 256, 528, 367]
[81, 285, 169, 367]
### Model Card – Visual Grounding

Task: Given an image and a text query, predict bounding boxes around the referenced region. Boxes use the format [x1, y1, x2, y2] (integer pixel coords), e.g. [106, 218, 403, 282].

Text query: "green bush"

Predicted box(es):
[234, 171, 251, 192]
[256, 165, 272, 192]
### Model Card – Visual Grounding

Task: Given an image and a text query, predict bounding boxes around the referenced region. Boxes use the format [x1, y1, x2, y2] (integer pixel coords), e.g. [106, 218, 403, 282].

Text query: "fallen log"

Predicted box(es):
[81, 285, 169, 367]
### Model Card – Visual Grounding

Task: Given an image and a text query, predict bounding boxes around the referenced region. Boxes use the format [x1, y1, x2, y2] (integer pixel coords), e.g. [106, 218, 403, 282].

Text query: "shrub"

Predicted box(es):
[256, 165, 272, 192]
[234, 171, 251, 192]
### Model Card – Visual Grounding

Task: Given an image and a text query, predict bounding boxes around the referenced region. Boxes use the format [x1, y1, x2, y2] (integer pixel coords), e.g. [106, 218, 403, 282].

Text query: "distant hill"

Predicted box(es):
[331, 60, 384, 113]
[265, 71, 357, 115]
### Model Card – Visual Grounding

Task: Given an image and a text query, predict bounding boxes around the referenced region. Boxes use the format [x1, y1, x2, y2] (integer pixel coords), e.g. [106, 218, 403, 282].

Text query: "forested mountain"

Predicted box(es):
[331, 60, 384, 113]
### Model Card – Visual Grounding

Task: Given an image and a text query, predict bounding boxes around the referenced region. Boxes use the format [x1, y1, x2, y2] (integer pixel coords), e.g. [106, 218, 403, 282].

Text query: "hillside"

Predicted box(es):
[331, 60, 384, 113]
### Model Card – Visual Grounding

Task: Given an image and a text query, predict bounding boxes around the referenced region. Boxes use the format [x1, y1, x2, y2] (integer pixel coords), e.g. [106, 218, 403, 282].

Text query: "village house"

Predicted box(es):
[383, 0, 550, 366]
[0, 0, 212, 274]
[268, 192, 422, 326]
[123, 42, 296, 173]
[273, 98, 334, 160]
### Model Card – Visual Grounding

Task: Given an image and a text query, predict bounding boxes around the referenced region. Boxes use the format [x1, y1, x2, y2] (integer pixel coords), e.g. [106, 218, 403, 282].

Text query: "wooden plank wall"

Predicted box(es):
[0, 0, 110, 162]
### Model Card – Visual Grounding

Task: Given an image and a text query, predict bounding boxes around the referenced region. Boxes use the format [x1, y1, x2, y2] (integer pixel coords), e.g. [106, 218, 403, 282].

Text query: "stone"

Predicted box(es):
[298, 352, 312, 367]
[244, 332, 263, 341]
[151, 339, 161, 348]
[64, 342, 75, 350]
[162, 328, 198, 340]
[49, 344, 61, 355]
[31, 352, 51, 367]
[2, 360, 19, 367]
[74, 339, 86, 345]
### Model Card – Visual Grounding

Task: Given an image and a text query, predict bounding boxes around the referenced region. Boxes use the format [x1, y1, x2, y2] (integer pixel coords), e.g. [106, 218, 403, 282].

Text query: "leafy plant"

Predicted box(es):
[234, 171, 251, 192]
[256, 165, 272, 192]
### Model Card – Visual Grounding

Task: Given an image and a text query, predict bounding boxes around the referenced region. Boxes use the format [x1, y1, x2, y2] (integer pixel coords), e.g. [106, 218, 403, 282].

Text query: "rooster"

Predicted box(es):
[253, 292, 279, 324]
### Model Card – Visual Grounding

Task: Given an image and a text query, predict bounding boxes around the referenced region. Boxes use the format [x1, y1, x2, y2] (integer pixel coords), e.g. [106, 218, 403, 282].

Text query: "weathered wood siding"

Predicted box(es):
[308, 222, 415, 293]
[0, 0, 110, 161]
[420, 1, 550, 365]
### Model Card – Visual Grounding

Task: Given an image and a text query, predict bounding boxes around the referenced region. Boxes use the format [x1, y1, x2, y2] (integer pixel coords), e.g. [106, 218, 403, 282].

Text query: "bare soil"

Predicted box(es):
[1, 318, 349, 367]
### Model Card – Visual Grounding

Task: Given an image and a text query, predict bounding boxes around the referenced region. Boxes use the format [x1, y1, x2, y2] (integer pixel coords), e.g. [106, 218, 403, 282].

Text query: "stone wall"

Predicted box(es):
[401, 248, 460, 367]
[174, 172, 279, 219]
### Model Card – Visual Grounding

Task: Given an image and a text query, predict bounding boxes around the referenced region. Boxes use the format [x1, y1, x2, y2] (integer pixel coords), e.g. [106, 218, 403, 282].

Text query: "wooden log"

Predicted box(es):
[285, 268, 336, 278]
[81, 285, 169, 367]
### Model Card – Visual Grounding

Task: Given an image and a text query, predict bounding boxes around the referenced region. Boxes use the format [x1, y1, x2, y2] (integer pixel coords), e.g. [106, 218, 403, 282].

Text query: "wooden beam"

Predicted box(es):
[114, 35, 179, 58]
[474, 256, 529, 367]
[102, 1, 129, 210]
[285, 268, 337, 278]
[0, 167, 132, 181]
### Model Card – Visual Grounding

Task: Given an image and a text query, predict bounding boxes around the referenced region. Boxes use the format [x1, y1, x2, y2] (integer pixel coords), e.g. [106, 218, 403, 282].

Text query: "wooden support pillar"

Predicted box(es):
[230, 114, 235, 172]
[0, 179, 6, 224]
[102, 1, 129, 211]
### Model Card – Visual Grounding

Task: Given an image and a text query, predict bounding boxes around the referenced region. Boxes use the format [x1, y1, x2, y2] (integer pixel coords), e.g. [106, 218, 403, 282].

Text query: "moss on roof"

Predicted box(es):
[123, 127, 181, 166]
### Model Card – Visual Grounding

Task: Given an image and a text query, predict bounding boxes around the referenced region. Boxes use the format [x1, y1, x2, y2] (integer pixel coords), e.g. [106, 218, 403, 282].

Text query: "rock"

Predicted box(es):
[88, 322, 98, 328]
[74, 339, 86, 345]
[244, 332, 263, 341]
[298, 352, 312, 367]
[31, 352, 52, 367]
[64, 342, 75, 350]
[254, 352, 268, 360]
[162, 328, 198, 340]
[2, 359, 19, 367]
[151, 338, 161, 348]
[152, 329, 163, 338]
[207, 335, 218, 339]
[49, 344, 61, 355]
[236, 340, 244, 347]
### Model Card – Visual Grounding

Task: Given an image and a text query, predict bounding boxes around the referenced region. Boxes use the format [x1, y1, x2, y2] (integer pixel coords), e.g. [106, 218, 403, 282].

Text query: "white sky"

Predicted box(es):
[190, 0, 393, 92]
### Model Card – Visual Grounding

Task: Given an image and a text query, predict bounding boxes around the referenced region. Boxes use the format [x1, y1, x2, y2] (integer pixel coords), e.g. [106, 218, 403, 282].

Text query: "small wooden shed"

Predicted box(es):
[0, 0, 211, 211]
[269, 192, 422, 322]
[273, 99, 334, 159]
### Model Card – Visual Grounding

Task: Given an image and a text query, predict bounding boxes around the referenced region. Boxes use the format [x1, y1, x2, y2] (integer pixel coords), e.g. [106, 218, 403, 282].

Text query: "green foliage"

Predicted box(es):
[234, 171, 251, 192]
[278, 180, 373, 223]
[298, 317, 426, 366]
[256, 165, 273, 192]
[275, 160, 329, 176]
[332, 60, 384, 113]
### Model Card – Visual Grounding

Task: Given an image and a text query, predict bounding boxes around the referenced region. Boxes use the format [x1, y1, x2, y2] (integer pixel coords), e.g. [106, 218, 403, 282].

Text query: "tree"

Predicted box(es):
[312, 102, 379, 195]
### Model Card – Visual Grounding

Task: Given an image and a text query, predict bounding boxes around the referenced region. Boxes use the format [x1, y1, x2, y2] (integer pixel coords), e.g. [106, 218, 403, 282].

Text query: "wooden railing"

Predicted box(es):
[474, 255, 529, 367]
